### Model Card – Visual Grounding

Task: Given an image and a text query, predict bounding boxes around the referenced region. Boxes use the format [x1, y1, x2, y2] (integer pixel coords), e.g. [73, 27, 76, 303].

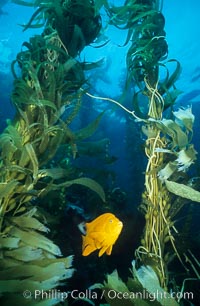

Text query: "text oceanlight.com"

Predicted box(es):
[23, 289, 194, 302]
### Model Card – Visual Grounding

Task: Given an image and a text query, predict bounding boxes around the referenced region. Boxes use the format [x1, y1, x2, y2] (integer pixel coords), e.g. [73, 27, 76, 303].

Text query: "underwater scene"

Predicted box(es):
[0, 0, 200, 305]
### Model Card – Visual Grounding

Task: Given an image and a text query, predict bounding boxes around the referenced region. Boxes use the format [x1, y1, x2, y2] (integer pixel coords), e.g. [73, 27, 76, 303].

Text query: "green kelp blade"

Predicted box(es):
[25, 98, 58, 111]
[9, 227, 62, 256]
[25, 143, 38, 180]
[0, 262, 72, 281]
[38, 168, 70, 180]
[74, 111, 105, 141]
[150, 118, 189, 149]
[94, 0, 109, 12]
[0, 181, 19, 200]
[30, 255, 74, 268]
[36, 99, 58, 111]
[131, 261, 179, 306]
[10, 216, 49, 232]
[163, 88, 183, 110]
[4, 246, 43, 262]
[4, 124, 23, 149]
[0, 255, 74, 305]
[165, 180, 200, 203]
[105, 269, 128, 292]
[173, 107, 195, 132]
[0, 237, 20, 249]
[82, 58, 105, 70]
[100, 269, 150, 306]
[12, 0, 35, 7]
[66, 177, 106, 202]
[52, 177, 106, 202]
[0, 276, 61, 292]
[159, 59, 182, 95]
[32, 255, 74, 268]
[20, 6, 45, 31]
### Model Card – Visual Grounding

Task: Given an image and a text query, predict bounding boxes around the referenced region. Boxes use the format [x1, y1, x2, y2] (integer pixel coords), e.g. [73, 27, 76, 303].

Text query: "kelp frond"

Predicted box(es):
[0, 208, 75, 305]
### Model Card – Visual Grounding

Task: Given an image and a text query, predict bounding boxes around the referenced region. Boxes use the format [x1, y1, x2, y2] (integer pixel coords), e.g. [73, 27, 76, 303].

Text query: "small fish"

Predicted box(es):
[82, 213, 123, 257]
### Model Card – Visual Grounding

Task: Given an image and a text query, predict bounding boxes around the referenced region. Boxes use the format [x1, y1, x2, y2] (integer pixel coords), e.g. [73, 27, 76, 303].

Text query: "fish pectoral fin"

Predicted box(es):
[82, 235, 96, 256]
[91, 234, 106, 249]
[90, 232, 106, 243]
[98, 244, 111, 257]
[106, 245, 113, 255]
[90, 232, 102, 238]
[95, 239, 103, 249]
[82, 244, 97, 256]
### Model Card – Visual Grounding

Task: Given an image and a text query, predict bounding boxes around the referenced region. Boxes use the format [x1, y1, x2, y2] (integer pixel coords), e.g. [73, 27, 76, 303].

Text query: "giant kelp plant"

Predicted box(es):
[0, 0, 106, 304]
[81, 0, 200, 304]
[92, 0, 200, 304]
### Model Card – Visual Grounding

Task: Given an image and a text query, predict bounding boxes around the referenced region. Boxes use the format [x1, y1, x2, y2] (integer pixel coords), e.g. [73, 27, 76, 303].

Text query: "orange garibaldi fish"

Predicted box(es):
[82, 213, 123, 257]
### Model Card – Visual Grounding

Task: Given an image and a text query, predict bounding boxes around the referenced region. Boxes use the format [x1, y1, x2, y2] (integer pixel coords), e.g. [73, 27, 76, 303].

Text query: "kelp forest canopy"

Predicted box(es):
[0, 0, 200, 305]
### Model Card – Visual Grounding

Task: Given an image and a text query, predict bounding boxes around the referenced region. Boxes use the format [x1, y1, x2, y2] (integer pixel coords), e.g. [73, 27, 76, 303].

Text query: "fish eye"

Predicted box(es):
[109, 219, 113, 223]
